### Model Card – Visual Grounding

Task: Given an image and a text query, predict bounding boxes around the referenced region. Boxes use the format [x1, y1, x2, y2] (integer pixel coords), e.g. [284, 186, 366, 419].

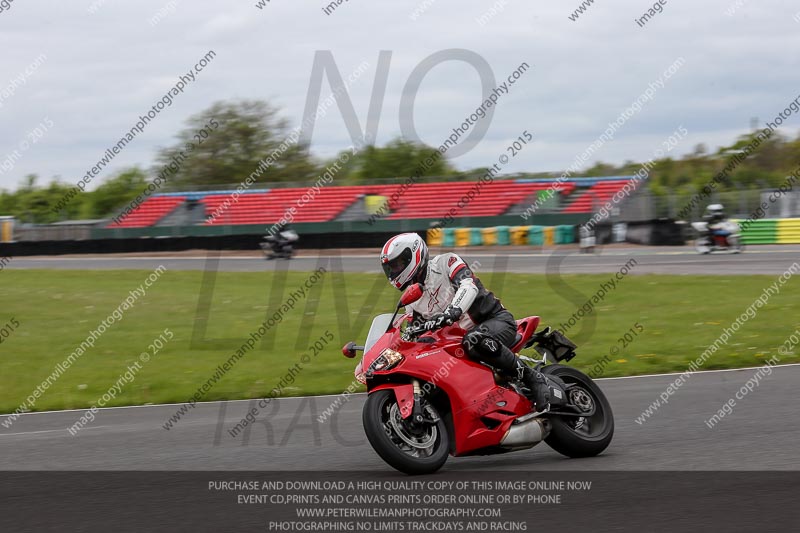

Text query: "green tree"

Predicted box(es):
[84, 168, 149, 219]
[155, 100, 319, 188]
[0, 175, 88, 224]
[340, 137, 458, 183]
[584, 162, 617, 177]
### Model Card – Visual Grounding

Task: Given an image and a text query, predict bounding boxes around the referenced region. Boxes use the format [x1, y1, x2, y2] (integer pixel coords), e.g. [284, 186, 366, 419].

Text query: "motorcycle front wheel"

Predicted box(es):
[543, 365, 614, 458]
[363, 390, 449, 475]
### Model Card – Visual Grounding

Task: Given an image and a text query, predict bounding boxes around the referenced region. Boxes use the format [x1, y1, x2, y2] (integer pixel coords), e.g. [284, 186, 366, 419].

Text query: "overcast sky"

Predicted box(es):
[1, 0, 799, 191]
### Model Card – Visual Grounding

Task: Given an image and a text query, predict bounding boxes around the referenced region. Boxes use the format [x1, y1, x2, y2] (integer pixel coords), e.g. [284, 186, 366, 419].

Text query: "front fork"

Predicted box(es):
[407, 379, 440, 432]
[410, 380, 425, 425]
[374, 380, 440, 427]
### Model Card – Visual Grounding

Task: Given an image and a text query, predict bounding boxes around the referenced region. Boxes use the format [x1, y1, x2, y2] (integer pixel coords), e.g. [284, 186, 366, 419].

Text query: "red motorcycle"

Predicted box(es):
[342, 284, 614, 475]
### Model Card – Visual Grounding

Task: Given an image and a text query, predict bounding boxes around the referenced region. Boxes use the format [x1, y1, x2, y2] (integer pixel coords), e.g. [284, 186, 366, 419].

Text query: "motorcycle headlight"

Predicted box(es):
[354, 361, 367, 385]
[367, 348, 404, 376]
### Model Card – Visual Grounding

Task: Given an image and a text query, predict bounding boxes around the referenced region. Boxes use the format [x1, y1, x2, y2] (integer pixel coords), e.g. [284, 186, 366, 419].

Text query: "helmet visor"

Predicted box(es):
[382, 248, 412, 281]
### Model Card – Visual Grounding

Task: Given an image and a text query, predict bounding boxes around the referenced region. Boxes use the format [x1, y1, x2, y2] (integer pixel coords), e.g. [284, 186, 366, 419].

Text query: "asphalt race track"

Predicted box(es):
[2, 364, 798, 471]
[5, 244, 800, 275]
[2, 245, 798, 471]
[3, 246, 799, 529]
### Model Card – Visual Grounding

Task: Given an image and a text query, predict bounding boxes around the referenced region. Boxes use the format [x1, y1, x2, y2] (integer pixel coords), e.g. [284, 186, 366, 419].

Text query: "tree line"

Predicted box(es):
[1, 99, 797, 223]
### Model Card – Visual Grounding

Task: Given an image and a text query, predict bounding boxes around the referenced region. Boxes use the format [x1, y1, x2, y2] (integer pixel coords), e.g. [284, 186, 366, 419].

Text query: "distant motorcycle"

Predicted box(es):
[260, 229, 298, 260]
[691, 220, 742, 254]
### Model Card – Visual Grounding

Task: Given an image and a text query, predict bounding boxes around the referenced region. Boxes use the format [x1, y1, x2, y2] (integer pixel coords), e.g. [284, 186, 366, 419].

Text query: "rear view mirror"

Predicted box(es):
[399, 283, 423, 307]
[341, 341, 363, 358]
[386, 284, 424, 334]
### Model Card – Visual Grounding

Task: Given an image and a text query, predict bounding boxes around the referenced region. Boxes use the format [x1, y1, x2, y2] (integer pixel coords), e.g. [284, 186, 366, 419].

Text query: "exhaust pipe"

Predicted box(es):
[500, 417, 550, 449]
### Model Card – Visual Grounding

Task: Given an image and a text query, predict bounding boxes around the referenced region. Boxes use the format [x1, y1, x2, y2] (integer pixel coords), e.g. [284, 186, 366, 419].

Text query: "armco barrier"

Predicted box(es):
[777, 219, 800, 244]
[469, 228, 483, 246]
[735, 219, 778, 244]
[496, 226, 511, 246]
[442, 228, 456, 247]
[427, 228, 443, 246]
[455, 228, 470, 247]
[429, 220, 684, 248]
[510, 226, 528, 246]
[556, 225, 576, 244]
[424, 224, 576, 247]
[481, 227, 497, 246]
[734, 218, 800, 244]
[528, 226, 543, 246]
[543, 226, 554, 246]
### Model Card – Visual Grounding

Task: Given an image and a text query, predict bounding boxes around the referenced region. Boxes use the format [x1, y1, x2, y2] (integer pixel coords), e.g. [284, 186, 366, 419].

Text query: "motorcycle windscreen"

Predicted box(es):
[364, 313, 396, 354]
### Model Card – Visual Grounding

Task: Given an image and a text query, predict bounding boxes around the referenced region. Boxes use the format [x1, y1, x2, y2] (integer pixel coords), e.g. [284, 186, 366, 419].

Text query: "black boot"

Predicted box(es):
[476, 337, 551, 412]
[495, 342, 550, 411]
[513, 359, 550, 412]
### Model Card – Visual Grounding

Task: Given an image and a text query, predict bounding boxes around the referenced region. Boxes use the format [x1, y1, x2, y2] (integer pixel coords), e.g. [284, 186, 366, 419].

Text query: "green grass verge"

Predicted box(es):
[1, 269, 798, 413]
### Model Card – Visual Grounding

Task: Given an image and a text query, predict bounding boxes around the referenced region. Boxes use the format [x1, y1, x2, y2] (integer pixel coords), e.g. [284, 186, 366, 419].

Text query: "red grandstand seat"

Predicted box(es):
[108, 178, 598, 228]
[562, 180, 629, 213]
[107, 196, 186, 228]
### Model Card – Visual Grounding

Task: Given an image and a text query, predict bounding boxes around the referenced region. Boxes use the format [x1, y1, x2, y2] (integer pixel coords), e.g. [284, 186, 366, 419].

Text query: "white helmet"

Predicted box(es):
[380, 233, 428, 290]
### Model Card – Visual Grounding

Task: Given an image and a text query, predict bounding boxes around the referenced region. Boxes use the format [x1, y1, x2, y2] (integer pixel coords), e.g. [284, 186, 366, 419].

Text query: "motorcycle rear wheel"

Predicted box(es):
[363, 390, 449, 475]
[543, 365, 614, 458]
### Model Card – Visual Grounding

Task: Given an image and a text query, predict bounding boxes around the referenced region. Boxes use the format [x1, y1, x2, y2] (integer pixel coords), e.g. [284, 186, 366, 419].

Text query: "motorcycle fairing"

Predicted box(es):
[361, 315, 536, 456]
[510, 316, 540, 353]
[369, 383, 415, 419]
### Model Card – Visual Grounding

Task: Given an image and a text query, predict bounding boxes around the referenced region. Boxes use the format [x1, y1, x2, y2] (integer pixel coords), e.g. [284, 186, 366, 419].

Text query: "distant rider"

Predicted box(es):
[379, 233, 550, 411]
[703, 204, 729, 239]
[262, 222, 297, 259]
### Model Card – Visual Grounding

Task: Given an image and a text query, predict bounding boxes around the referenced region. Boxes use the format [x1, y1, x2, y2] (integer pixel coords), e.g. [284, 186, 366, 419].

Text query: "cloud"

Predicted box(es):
[0, 0, 798, 190]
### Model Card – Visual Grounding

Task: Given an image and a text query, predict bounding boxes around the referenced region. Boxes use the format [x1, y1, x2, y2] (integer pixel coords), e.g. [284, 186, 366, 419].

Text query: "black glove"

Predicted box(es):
[442, 305, 462, 324]
[421, 315, 445, 332]
[422, 306, 462, 332]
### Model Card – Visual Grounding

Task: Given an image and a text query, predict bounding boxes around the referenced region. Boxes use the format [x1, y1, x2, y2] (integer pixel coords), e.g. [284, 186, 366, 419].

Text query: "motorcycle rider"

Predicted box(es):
[380, 232, 550, 411]
[262, 222, 297, 259]
[703, 204, 729, 241]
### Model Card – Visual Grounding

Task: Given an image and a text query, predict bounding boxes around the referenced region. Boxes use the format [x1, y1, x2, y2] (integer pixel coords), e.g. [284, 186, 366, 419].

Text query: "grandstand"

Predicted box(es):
[110, 196, 186, 228]
[107, 177, 632, 228]
[562, 179, 631, 213]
